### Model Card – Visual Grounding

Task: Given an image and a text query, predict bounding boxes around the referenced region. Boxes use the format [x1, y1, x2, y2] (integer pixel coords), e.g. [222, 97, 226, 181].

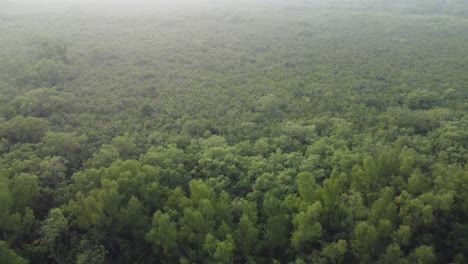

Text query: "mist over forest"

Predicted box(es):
[2, 0, 468, 15]
[0, 0, 467, 263]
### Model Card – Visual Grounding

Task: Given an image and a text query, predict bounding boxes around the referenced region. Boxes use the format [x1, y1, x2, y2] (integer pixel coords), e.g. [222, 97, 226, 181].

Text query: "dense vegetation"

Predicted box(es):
[0, 0, 467, 263]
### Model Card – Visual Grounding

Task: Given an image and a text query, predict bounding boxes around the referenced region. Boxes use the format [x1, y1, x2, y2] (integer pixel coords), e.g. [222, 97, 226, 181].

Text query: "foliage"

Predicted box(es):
[0, 1, 467, 263]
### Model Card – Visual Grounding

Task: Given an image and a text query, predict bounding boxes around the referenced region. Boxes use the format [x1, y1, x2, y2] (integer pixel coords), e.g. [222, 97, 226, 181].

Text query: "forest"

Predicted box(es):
[0, 0, 467, 263]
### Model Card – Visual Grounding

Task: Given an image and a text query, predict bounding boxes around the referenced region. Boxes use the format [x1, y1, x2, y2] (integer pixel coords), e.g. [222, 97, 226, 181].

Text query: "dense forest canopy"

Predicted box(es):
[0, 0, 467, 263]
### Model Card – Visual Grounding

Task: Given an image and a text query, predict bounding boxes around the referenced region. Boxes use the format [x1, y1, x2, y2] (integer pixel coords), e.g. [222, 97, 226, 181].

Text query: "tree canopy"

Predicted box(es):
[0, 0, 467, 263]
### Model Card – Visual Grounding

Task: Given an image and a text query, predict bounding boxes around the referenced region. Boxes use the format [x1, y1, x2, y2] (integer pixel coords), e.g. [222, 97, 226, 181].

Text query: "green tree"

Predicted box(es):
[392, 225, 411, 247]
[261, 192, 290, 259]
[41, 132, 89, 170]
[20, 58, 70, 88]
[10, 173, 39, 213]
[380, 243, 406, 264]
[322, 239, 347, 264]
[38, 208, 68, 264]
[0, 116, 49, 144]
[291, 201, 322, 252]
[214, 235, 234, 264]
[146, 211, 178, 258]
[409, 245, 436, 264]
[0, 241, 28, 264]
[351, 221, 377, 263]
[296, 172, 320, 210]
[13, 88, 72, 118]
[234, 215, 258, 258]
[368, 187, 397, 226]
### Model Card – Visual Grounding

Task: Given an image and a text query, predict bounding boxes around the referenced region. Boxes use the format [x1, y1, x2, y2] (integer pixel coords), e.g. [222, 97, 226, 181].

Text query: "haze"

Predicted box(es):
[2, 0, 314, 15]
[0, 0, 467, 263]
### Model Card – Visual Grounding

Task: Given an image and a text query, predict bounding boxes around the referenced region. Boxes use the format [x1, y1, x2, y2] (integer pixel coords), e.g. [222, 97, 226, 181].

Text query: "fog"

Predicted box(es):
[1, 0, 467, 263]
[3, 0, 466, 18]
[2, 0, 315, 15]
